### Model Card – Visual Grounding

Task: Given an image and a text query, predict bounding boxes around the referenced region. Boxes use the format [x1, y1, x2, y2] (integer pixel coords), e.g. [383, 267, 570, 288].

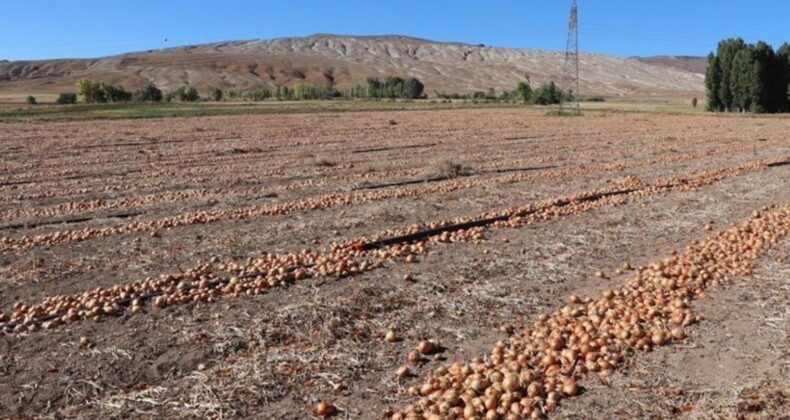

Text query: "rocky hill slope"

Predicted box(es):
[0, 34, 705, 97]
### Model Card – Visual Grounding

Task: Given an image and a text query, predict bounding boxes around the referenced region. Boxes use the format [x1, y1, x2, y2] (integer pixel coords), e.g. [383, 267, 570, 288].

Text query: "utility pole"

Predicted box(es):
[559, 0, 580, 115]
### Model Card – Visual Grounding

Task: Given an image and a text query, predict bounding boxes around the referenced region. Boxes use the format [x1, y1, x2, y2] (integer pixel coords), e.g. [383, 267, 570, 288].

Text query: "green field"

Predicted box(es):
[0, 97, 705, 123]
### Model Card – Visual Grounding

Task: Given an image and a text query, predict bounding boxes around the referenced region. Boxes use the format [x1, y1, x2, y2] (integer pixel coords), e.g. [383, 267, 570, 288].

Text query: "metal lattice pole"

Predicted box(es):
[559, 0, 580, 115]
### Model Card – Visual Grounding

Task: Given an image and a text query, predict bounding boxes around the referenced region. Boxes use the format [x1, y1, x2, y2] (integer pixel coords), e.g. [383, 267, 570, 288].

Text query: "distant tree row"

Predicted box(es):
[364, 77, 425, 99]
[227, 84, 344, 101]
[514, 80, 564, 104]
[225, 77, 426, 101]
[57, 76, 427, 105]
[61, 80, 220, 104]
[74, 79, 166, 104]
[705, 38, 790, 113]
[434, 81, 566, 105]
[436, 88, 518, 101]
[52, 76, 596, 106]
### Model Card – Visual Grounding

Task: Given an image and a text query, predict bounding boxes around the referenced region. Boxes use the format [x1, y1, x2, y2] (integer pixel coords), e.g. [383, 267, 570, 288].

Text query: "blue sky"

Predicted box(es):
[1, 1, 788, 61]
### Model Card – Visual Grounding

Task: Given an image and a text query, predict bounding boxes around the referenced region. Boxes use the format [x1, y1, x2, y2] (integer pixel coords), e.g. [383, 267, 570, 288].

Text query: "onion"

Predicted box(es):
[502, 373, 520, 392]
[651, 330, 667, 346]
[314, 401, 336, 417]
[385, 330, 399, 343]
[562, 379, 578, 396]
[670, 327, 686, 340]
[417, 340, 436, 355]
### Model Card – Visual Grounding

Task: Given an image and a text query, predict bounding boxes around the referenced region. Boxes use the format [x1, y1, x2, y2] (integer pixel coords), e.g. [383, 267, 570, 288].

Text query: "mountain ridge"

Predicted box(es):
[0, 33, 706, 97]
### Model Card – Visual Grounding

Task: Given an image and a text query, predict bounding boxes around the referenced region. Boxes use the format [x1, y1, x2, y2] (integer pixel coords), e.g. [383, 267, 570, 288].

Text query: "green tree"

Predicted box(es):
[775, 43, 790, 111]
[366, 77, 381, 98]
[402, 77, 425, 99]
[704, 53, 723, 111]
[731, 46, 755, 112]
[135, 83, 163, 102]
[26, 95, 36, 105]
[751, 41, 777, 113]
[716, 38, 746, 111]
[56, 92, 77, 105]
[384, 76, 404, 98]
[103, 84, 132, 102]
[706, 39, 790, 113]
[76, 78, 107, 103]
[692, 97, 698, 108]
[176, 86, 200, 102]
[516, 81, 532, 103]
[532, 82, 561, 105]
[208, 86, 224, 102]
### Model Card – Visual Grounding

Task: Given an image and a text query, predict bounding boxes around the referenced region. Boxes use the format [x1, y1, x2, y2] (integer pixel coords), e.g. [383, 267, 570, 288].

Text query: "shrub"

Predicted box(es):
[55, 92, 77, 105]
[134, 83, 163, 102]
[56, 92, 77, 105]
[692, 97, 698, 108]
[436, 160, 473, 179]
[579, 95, 605, 102]
[103, 84, 132, 102]
[208, 86, 224, 102]
[176, 86, 200, 102]
[26, 95, 37, 105]
[76, 78, 107, 103]
[532, 82, 562, 105]
[516, 81, 532, 103]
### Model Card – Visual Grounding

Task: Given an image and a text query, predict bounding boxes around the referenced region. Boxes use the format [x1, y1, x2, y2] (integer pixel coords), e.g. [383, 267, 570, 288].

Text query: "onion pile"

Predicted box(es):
[385, 204, 789, 419]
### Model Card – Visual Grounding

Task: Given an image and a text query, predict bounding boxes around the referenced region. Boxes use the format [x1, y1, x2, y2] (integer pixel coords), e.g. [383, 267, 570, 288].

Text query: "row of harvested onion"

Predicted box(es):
[1, 159, 783, 335]
[384, 205, 788, 419]
[0, 145, 779, 255]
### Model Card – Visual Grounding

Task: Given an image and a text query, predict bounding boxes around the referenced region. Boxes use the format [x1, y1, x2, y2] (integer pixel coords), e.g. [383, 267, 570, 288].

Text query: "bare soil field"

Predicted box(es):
[0, 108, 788, 419]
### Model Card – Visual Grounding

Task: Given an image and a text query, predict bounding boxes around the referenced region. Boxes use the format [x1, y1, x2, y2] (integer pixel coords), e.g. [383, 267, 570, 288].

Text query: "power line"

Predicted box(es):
[559, 0, 580, 116]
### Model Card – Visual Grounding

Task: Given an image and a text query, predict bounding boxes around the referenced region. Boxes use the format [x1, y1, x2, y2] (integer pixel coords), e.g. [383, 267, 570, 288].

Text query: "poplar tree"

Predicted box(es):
[716, 38, 746, 111]
[777, 43, 790, 111]
[705, 53, 722, 111]
[705, 39, 790, 113]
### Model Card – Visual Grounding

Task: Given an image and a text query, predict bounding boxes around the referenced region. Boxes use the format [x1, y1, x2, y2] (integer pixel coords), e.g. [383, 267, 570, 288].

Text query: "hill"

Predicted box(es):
[0, 34, 705, 98]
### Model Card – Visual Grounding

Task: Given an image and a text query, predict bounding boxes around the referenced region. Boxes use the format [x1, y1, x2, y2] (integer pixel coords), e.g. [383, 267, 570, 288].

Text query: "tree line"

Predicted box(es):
[227, 76, 426, 101]
[705, 38, 790, 113]
[435, 80, 567, 104]
[53, 76, 427, 105]
[52, 76, 595, 106]
[70, 79, 166, 104]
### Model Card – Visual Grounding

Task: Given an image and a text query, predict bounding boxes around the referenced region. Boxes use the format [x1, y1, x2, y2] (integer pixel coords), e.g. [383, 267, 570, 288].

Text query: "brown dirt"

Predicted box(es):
[0, 108, 788, 419]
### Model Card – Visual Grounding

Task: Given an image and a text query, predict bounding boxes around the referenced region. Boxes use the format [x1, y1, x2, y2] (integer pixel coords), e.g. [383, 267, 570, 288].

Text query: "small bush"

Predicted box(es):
[175, 86, 200, 102]
[26, 95, 37, 105]
[56, 92, 77, 105]
[104, 84, 132, 102]
[436, 160, 473, 179]
[532, 82, 562, 105]
[208, 87, 223, 102]
[580, 95, 605, 102]
[692, 97, 698, 108]
[134, 83, 163, 102]
[75, 79, 131, 103]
